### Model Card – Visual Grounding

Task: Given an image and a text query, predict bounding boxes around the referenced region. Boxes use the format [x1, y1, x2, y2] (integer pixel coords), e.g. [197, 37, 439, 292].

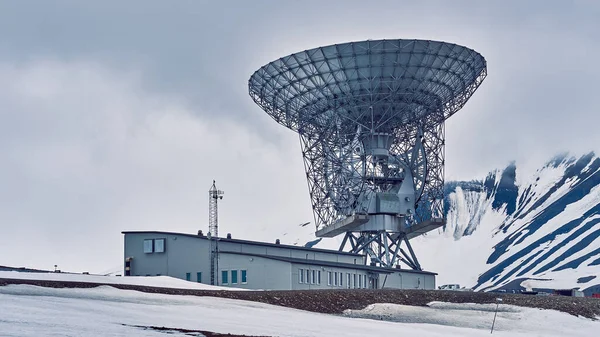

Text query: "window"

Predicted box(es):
[306, 269, 310, 283]
[353, 274, 357, 289]
[358, 275, 362, 288]
[311, 270, 315, 284]
[299, 269, 304, 283]
[364, 275, 367, 289]
[154, 239, 165, 253]
[241, 270, 247, 284]
[196, 272, 202, 283]
[339, 272, 343, 287]
[347, 273, 351, 289]
[327, 271, 332, 286]
[143, 239, 154, 253]
[231, 270, 238, 284]
[185, 272, 191, 281]
[317, 271, 321, 285]
[222, 270, 229, 285]
[334, 272, 338, 286]
[143, 238, 166, 254]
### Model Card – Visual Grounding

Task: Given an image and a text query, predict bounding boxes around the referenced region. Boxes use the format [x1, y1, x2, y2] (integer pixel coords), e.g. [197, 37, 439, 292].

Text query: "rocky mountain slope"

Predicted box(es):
[413, 153, 600, 295]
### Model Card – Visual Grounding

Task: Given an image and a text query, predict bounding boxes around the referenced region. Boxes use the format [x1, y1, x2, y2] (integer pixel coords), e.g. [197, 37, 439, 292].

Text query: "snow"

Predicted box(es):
[581, 157, 598, 175]
[0, 284, 598, 337]
[517, 162, 568, 215]
[0, 271, 246, 291]
[520, 262, 600, 290]
[413, 185, 507, 287]
[536, 215, 600, 268]
[480, 184, 600, 290]
[344, 301, 598, 336]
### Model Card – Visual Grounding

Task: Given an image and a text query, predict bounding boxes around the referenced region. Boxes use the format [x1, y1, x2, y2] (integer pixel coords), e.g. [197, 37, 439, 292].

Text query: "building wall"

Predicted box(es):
[124, 233, 211, 282]
[290, 263, 373, 290]
[584, 284, 600, 297]
[379, 270, 436, 290]
[218, 253, 291, 290]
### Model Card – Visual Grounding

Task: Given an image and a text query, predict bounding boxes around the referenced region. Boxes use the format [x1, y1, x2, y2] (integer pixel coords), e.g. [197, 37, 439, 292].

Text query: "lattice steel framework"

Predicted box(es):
[208, 180, 224, 238]
[208, 180, 224, 285]
[340, 231, 422, 270]
[249, 39, 486, 268]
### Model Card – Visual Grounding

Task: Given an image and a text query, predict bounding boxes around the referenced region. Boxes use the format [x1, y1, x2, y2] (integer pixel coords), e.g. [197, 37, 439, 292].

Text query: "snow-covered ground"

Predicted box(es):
[345, 302, 597, 336]
[0, 271, 245, 291]
[0, 284, 597, 337]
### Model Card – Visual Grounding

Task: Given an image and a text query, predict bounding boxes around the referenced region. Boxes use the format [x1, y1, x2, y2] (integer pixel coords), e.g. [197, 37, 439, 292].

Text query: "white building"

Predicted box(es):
[123, 231, 436, 290]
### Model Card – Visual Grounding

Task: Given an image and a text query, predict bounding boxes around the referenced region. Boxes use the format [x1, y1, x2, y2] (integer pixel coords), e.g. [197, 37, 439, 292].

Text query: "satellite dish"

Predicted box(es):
[249, 39, 487, 269]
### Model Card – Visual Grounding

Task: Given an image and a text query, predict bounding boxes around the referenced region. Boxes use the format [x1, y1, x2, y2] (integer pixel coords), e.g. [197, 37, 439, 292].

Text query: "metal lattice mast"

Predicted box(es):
[209, 180, 224, 285]
[208, 180, 224, 238]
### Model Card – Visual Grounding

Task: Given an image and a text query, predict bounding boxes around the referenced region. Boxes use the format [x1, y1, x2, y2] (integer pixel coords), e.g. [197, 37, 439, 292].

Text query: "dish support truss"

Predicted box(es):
[340, 231, 422, 270]
[300, 119, 447, 233]
[300, 117, 447, 270]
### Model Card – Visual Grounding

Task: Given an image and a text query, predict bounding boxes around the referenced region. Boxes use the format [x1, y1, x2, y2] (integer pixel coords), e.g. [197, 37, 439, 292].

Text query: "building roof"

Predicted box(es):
[221, 250, 437, 276]
[121, 230, 363, 257]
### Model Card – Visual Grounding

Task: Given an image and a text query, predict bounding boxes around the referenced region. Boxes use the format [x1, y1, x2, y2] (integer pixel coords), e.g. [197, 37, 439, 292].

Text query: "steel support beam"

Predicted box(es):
[340, 230, 423, 270]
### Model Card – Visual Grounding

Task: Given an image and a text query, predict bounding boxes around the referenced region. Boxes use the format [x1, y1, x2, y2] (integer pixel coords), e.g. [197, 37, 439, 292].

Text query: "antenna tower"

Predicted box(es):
[209, 180, 224, 237]
[208, 180, 224, 285]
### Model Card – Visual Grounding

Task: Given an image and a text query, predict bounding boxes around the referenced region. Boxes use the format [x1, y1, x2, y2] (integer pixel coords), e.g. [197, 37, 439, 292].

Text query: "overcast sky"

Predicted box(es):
[1, 1, 599, 273]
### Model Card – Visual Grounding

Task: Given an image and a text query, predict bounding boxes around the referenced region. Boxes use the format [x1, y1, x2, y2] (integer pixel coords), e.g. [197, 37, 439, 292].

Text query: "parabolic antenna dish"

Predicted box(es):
[249, 39, 487, 241]
[249, 39, 486, 133]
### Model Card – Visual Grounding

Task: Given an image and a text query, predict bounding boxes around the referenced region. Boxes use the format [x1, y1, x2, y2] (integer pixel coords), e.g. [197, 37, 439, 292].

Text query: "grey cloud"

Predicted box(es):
[0, 61, 313, 272]
[0, 1, 599, 271]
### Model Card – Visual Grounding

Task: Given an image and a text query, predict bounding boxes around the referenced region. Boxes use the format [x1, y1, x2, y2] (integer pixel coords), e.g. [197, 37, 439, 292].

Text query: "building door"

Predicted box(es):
[124, 257, 132, 276]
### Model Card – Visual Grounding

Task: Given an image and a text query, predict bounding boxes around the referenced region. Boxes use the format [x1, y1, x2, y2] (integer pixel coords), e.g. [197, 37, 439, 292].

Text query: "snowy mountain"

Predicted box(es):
[413, 152, 600, 295]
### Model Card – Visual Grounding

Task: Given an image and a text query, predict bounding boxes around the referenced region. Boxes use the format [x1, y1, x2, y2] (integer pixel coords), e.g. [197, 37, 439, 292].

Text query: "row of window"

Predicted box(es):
[299, 268, 321, 284]
[298, 268, 368, 288]
[345, 273, 368, 289]
[185, 272, 203, 283]
[222, 269, 247, 285]
[143, 238, 165, 253]
[184, 270, 248, 285]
